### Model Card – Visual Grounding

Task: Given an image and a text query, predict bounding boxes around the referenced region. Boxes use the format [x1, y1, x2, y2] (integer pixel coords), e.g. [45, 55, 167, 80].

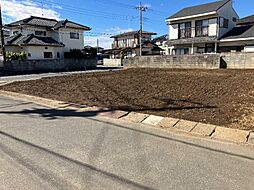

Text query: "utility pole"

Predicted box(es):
[0, 4, 6, 63]
[96, 39, 99, 54]
[136, 2, 148, 56]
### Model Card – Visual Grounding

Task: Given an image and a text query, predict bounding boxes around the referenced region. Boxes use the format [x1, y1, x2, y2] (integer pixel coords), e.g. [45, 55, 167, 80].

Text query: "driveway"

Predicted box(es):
[0, 96, 253, 190]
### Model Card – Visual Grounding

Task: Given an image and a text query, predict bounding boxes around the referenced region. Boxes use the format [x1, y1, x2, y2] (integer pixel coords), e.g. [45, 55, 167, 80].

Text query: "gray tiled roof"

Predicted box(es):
[6, 16, 58, 28]
[5, 16, 90, 31]
[152, 35, 168, 43]
[53, 20, 91, 30]
[237, 15, 254, 25]
[220, 25, 254, 40]
[168, 0, 229, 19]
[5, 34, 64, 47]
[111, 30, 156, 38]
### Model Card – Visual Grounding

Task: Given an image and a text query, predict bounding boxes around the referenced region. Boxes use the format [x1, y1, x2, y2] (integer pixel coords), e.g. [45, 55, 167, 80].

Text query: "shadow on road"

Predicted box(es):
[0, 107, 253, 162]
[0, 107, 112, 120]
[0, 130, 156, 190]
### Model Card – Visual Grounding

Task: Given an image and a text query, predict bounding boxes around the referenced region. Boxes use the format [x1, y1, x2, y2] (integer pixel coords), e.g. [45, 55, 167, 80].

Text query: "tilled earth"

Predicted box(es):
[2, 68, 254, 130]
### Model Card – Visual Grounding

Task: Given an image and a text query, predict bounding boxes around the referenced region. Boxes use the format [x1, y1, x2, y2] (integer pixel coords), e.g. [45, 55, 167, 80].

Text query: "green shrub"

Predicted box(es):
[5, 51, 27, 61]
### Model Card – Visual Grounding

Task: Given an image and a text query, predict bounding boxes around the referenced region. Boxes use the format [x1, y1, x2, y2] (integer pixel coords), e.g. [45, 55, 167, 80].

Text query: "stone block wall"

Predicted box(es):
[221, 52, 254, 69]
[123, 55, 220, 69]
[103, 59, 122, 67]
[2, 58, 97, 74]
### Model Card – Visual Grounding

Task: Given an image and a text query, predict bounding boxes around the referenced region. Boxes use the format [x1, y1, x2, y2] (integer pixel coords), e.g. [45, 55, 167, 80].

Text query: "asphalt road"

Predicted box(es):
[0, 67, 122, 82]
[0, 96, 254, 190]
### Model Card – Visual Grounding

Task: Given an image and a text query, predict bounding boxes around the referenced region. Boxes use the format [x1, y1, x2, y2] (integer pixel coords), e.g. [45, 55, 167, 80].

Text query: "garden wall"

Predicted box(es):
[2, 58, 97, 74]
[103, 59, 122, 67]
[220, 52, 254, 69]
[123, 54, 220, 69]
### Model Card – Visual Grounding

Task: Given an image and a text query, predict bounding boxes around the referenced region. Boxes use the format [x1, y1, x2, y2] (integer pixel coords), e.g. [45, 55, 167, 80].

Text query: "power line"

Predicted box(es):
[32, 0, 137, 22]
[5, 28, 118, 37]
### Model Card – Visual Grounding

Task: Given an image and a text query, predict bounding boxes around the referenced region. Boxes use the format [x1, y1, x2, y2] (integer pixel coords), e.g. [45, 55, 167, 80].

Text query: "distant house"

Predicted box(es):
[152, 35, 169, 55]
[106, 30, 162, 58]
[2, 16, 91, 59]
[219, 14, 254, 52]
[166, 0, 240, 55]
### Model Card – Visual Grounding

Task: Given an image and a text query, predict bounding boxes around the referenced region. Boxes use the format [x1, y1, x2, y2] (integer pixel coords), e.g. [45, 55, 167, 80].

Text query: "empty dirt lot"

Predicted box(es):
[1, 68, 254, 130]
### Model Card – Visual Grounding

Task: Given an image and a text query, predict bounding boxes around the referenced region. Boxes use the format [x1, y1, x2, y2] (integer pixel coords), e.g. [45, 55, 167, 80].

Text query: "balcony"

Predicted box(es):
[178, 26, 209, 39]
[179, 28, 192, 39]
[195, 26, 209, 37]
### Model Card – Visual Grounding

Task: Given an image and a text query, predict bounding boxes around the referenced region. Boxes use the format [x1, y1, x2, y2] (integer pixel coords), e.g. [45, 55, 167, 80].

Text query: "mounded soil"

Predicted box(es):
[2, 68, 254, 130]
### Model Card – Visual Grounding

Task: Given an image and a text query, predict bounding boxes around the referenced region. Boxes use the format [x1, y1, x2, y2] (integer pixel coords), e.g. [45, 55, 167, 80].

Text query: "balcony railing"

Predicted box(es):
[179, 28, 192, 39]
[195, 26, 209, 37]
[178, 26, 209, 39]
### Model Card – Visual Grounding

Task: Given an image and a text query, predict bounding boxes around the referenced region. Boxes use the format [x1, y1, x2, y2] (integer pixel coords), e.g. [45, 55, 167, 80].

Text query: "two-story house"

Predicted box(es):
[3, 16, 91, 59]
[166, 0, 239, 55]
[219, 14, 254, 52]
[111, 30, 156, 49]
[107, 30, 162, 58]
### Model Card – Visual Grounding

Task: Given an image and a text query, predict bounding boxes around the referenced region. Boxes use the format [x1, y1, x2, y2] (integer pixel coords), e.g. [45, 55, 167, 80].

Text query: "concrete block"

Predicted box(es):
[142, 115, 164, 126]
[212, 127, 250, 143]
[99, 110, 129, 119]
[121, 112, 149, 123]
[157, 117, 179, 128]
[174, 119, 198, 132]
[191, 123, 217, 136]
[247, 132, 254, 144]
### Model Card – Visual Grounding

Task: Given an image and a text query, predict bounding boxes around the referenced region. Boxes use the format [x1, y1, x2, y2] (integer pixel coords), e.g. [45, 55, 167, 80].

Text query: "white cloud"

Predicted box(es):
[105, 27, 133, 34]
[84, 35, 113, 49]
[84, 27, 134, 49]
[1, 0, 61, 23]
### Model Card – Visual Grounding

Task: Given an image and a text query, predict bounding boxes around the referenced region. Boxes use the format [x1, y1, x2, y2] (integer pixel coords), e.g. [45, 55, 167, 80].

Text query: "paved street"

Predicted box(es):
[0, 66, 122, 82]
[0, 96, 254, 190]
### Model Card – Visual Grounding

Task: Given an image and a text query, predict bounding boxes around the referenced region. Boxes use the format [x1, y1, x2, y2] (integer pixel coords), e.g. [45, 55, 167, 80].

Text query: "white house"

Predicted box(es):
[106, 30, 161, 58]
[3, 16, 91, 59]
[166, 0, 240, 55]
[152, 35, 169, 55]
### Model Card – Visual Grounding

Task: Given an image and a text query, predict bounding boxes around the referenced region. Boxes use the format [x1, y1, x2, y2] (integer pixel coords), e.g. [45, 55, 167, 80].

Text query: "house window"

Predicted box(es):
[45, 47, 48, 50]
[178, 22, 191, 39]
[195, 20, 209, 37]
[28, 53, 31, 57]
[70, 32, 79, 39]
[44, 52, 53, 59]
[174, 48, 189, 55]
[57, 52, 60, 58]
[223, 19, 229, 28]
[35, 31, 46, 36]
[220, 17, 229, 28]
[233, 17, 237, 22]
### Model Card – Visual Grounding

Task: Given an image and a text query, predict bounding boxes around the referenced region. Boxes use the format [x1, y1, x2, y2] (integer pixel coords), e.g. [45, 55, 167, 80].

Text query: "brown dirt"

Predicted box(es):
[2, 68, 254, 130]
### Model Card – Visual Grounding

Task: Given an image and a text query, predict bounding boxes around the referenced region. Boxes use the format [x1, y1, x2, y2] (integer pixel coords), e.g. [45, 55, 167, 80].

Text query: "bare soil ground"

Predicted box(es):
[2, 68, 254, 130]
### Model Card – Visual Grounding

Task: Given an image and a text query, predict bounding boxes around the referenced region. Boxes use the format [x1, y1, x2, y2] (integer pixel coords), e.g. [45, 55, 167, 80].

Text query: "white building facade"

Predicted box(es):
[166, 0, 240, 55]
[3, 16, 91, 59]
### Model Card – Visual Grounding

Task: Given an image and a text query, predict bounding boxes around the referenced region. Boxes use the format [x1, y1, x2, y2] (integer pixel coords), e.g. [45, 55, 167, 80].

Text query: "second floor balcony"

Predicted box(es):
[178, 26, 209, 39]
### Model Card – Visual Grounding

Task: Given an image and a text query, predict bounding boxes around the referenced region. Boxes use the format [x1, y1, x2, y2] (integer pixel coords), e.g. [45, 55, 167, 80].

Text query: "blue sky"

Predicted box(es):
[2, 0, 254, 48]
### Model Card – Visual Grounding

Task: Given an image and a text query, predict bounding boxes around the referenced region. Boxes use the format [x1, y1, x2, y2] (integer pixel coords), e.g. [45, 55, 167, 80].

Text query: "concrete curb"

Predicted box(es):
[0, 90, 253, 146]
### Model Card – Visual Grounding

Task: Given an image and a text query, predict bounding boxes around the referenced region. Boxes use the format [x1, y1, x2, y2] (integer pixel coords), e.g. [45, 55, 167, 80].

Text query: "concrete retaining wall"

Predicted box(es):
[103, 59, 122, 67]
[123, 55, 220, 69]
[2, 58, 97, 74]
[221, 52, 254, 69]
